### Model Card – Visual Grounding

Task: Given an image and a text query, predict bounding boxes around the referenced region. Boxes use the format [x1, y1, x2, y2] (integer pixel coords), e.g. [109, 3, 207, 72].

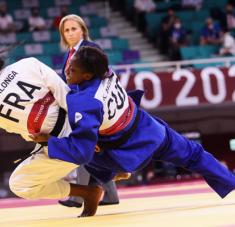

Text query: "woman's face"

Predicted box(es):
[66, 58, 91, 85]
[63, 19, 83, 47]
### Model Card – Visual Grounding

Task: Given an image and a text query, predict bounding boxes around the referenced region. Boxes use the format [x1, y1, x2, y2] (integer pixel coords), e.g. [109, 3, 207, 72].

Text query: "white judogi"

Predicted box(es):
[0, 57, 78, 199]
[0, 57, 68, 140]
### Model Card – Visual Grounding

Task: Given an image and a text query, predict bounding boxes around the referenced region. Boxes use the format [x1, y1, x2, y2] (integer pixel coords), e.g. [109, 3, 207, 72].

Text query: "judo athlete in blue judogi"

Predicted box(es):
[31, 46, 235, 216]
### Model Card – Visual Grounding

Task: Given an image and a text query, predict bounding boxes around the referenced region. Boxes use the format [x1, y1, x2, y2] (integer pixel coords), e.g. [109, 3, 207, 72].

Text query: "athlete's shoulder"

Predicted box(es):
[14, 57, 39, 66]
[4, 58, 36, 71]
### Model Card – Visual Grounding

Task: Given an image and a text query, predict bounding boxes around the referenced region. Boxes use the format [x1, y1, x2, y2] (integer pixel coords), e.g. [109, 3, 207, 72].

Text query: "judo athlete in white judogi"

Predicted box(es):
[0, 57, 102, 216]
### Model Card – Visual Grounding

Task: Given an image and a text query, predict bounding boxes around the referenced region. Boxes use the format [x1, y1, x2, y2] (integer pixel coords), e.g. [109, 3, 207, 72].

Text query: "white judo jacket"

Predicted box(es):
[0, 57, 70, 141]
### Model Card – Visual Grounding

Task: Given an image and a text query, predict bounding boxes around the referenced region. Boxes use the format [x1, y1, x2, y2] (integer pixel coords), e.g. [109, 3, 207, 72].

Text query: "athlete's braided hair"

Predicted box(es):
[0, 58, 4, 71]
[0, 49, 6, 71]
[73, 46, 109, 80]
[0, 41, 26, 71]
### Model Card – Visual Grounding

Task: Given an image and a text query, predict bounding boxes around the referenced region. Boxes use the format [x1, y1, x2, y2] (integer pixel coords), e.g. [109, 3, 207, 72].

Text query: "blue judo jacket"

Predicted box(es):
[47, 78, 166, 183]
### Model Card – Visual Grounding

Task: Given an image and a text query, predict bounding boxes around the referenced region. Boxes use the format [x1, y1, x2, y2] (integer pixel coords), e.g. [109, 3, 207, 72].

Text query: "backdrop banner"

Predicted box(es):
[119, 66, 235, 110]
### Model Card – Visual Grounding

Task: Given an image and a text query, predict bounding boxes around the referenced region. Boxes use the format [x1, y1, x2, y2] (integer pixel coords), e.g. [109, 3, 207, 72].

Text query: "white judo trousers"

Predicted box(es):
[0, 57, 79, 199]
[9, 116, 79, 199]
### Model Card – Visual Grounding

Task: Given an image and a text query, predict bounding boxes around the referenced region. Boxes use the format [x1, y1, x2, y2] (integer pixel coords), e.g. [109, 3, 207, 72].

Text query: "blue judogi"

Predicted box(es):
[48, 77, 235, 199]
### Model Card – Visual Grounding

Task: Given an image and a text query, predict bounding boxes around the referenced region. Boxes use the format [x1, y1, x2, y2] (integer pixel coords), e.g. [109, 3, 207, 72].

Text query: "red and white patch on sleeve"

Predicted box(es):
[27, 92, 55, 134]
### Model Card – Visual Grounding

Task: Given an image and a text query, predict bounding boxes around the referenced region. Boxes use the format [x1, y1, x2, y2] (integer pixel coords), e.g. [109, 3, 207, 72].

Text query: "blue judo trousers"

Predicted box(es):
[85, 112, 235, 199]
[47, 80, 235, 199]
[151, 118, 235, 198]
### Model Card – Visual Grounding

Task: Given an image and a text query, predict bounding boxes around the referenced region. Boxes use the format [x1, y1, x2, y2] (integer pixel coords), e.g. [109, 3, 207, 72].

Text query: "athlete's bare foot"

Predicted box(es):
[113, 172, 131, 181]
[79, 185, 103, 217]
[69, 183, 103, 217]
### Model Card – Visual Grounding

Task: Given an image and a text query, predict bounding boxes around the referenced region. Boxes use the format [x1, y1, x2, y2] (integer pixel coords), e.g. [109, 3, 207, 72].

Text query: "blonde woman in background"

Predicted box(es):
[57, 14, 119, 208]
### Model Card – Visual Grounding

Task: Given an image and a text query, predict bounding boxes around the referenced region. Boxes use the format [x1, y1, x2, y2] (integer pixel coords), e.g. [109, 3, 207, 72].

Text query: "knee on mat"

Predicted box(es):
[9, 175, 41, 199]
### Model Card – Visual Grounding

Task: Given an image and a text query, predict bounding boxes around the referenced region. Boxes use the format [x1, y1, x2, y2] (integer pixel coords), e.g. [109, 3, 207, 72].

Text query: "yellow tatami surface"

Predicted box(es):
[0, 180, 235, 227]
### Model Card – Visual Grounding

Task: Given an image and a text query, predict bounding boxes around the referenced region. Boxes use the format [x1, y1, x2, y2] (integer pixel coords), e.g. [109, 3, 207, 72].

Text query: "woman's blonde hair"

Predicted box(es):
[59, 14, 91, 49]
